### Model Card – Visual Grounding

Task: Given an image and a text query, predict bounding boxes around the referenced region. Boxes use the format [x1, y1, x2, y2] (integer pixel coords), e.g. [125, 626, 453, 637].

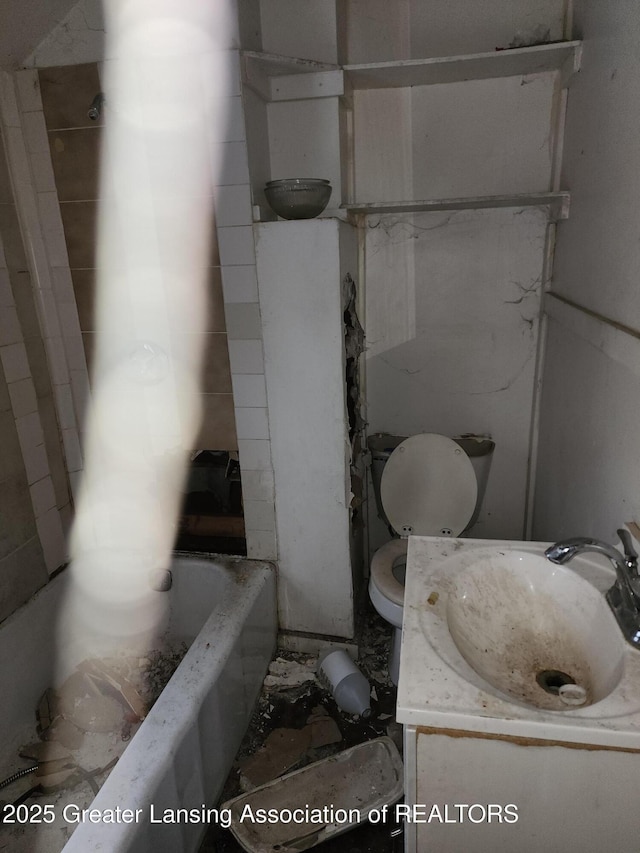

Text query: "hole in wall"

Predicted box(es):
[174, 450, 246, 555]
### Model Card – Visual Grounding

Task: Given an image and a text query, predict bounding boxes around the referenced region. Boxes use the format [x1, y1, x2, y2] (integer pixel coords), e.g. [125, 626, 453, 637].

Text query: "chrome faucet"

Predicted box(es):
[545, 529, 640, 647]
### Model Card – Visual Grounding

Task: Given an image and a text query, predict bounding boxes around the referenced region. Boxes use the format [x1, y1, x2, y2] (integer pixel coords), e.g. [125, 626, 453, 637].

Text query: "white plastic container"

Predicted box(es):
[318, 649, 372, 718]
[223, 737, 403, 853]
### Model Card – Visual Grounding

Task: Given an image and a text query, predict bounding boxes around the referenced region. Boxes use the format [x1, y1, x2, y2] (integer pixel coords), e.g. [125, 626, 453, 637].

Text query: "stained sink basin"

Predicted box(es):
[446, 550, 624, 711]
[398, 536, 640, 749]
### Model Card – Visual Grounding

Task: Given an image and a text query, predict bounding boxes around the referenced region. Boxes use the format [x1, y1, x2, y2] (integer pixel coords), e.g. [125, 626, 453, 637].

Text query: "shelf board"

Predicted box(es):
[344, 41, 582, 90]
[242, 43, 581, 102]
[342, 192, 571, 220]
[241, 50, 343, 101]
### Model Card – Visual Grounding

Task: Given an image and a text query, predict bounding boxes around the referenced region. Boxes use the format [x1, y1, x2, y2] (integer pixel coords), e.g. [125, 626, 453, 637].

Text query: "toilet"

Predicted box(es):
[368, 433, 495, 684]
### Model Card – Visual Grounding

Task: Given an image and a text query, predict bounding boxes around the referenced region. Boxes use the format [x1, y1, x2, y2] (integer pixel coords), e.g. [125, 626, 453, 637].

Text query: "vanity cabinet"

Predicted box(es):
[398, 535, 640, 853]
[403, 723, 640, 852]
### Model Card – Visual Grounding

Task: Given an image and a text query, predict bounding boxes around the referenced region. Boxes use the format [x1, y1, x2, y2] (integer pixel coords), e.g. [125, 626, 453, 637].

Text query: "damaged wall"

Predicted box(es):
[256, 219, 358, 638]
[342, 270, 366, 607]
[365, 208, 547, 550]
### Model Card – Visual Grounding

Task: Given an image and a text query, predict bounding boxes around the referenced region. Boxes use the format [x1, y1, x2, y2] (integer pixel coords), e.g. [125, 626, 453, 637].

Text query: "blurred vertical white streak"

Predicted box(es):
[58, 0, 233, 669]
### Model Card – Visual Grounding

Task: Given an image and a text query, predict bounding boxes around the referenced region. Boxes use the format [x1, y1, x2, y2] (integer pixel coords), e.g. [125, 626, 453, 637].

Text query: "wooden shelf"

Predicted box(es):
[342, 192, 571, 221]
[241, 50, 343, 101]
[241, 42, 581, 102]
[344, 42, 582, 90]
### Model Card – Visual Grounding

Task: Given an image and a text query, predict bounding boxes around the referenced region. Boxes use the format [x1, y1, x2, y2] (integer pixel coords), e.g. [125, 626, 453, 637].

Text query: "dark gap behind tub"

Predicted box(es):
[175, 450, 246, 555]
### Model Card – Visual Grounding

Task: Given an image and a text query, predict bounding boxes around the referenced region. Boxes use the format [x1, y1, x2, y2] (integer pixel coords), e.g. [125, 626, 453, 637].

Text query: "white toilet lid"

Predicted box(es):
[381, 434, 477, 537]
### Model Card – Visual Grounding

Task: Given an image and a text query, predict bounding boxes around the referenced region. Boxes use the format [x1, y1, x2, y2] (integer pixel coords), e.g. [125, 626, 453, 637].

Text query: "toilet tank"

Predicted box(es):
[452, 435, 495, 531]
[367, 433, 495, 535]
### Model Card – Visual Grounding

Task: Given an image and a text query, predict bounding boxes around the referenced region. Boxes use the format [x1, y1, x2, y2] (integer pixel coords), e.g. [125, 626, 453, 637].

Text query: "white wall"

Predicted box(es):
[365, 207, 548, 547]
[533, 0, 640, 542]
[255, 219, 356, 637]
[406, 0, 566, 59]
[259, 0, 338, 64]
[267, 98, 341, 207]
[341, 0, 567, 64]
[354, 73, 557, 203]
[357, 63, 560, 554]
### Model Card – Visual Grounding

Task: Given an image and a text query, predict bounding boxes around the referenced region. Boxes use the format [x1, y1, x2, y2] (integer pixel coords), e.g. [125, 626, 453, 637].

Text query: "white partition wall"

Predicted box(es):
[255, 219, 356, 637]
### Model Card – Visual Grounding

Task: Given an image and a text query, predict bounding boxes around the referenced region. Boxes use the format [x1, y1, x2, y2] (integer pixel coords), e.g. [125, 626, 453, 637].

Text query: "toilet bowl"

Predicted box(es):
[368, 433, 495, 684]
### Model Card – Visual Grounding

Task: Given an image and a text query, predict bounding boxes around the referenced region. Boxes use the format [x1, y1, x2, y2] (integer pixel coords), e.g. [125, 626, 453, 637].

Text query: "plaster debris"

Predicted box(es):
[263, 657, 317, 690]
[306, 706, 342, 748]
[19, 742, 72, 763]
[42, 716, 85, 751]
[386, 721, 404, 755]
[57, 672, 124, 733]
[1, 646, 186, 853]
[78, 658, 149, 720]
[205, 633, 401, 852]
[239, 727, 312, 790]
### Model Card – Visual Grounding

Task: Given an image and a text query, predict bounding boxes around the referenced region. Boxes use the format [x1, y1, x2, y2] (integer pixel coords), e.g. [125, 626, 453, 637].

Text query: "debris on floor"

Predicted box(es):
[0, 646, 187, 853]
[224, 737, 403, 853]
[201, 602, 403, 852]
[239, 727, 312, 790]
[318, 649, 372, 717]
[263, 656, 317, 690]
[306, 705, 341, 748]
[238, 705, 343, 791]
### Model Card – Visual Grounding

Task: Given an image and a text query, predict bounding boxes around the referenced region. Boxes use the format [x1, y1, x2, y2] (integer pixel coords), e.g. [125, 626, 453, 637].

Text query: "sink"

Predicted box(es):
[446, 550, 623, 710]
[397, 536, 640, 748]
[398, 535, 640, 852]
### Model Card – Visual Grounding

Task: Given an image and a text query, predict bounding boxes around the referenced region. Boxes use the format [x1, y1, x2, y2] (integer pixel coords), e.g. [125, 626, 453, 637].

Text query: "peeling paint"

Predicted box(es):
[342, 272, 365, 442]
[342, 273, 365, 529]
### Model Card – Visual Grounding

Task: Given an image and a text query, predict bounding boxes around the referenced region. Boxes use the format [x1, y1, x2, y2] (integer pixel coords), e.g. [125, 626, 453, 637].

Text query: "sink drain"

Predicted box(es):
[536, 669, 576, 695]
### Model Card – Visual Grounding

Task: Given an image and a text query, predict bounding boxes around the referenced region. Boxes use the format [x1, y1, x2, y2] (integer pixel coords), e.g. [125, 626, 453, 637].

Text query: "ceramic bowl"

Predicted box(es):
[264, 178, 332, 219]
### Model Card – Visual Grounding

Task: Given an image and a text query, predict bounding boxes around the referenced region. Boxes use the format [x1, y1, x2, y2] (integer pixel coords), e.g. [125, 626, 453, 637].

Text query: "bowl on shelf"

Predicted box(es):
[264, 178, 332, 220]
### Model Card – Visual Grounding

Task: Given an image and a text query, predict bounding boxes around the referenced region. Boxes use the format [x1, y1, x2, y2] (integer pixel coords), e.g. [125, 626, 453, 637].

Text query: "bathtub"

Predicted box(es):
[0, 553, 276, 853]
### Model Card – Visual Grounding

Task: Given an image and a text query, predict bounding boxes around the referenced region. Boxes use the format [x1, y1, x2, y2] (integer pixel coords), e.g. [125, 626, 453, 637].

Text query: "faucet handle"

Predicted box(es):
[618, 528, 638, 565]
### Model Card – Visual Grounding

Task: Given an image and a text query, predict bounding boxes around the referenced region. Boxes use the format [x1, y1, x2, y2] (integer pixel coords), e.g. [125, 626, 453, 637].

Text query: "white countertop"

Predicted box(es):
[396, 535, 640, 749]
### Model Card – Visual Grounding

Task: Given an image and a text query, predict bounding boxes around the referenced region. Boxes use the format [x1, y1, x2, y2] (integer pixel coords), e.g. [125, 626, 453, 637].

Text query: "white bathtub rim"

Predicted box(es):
[61, 558, 276, 853]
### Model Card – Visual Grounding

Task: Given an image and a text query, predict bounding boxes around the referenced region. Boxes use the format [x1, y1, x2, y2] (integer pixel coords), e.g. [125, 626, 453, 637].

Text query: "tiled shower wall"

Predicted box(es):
[35, 61, 238, 452]
[0, 79, 69, 619]
[12, 38, 277, 562]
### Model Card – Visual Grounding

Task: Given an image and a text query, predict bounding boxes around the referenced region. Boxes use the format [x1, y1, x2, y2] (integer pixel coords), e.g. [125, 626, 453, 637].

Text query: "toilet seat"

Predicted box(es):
[370, 538, 408, 607]
[380, 433, 477, 538]
[369, 433, 481, 687]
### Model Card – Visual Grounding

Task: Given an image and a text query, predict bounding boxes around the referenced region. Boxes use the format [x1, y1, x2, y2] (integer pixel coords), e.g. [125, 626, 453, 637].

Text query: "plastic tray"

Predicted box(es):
[222, 736, 403, 852]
